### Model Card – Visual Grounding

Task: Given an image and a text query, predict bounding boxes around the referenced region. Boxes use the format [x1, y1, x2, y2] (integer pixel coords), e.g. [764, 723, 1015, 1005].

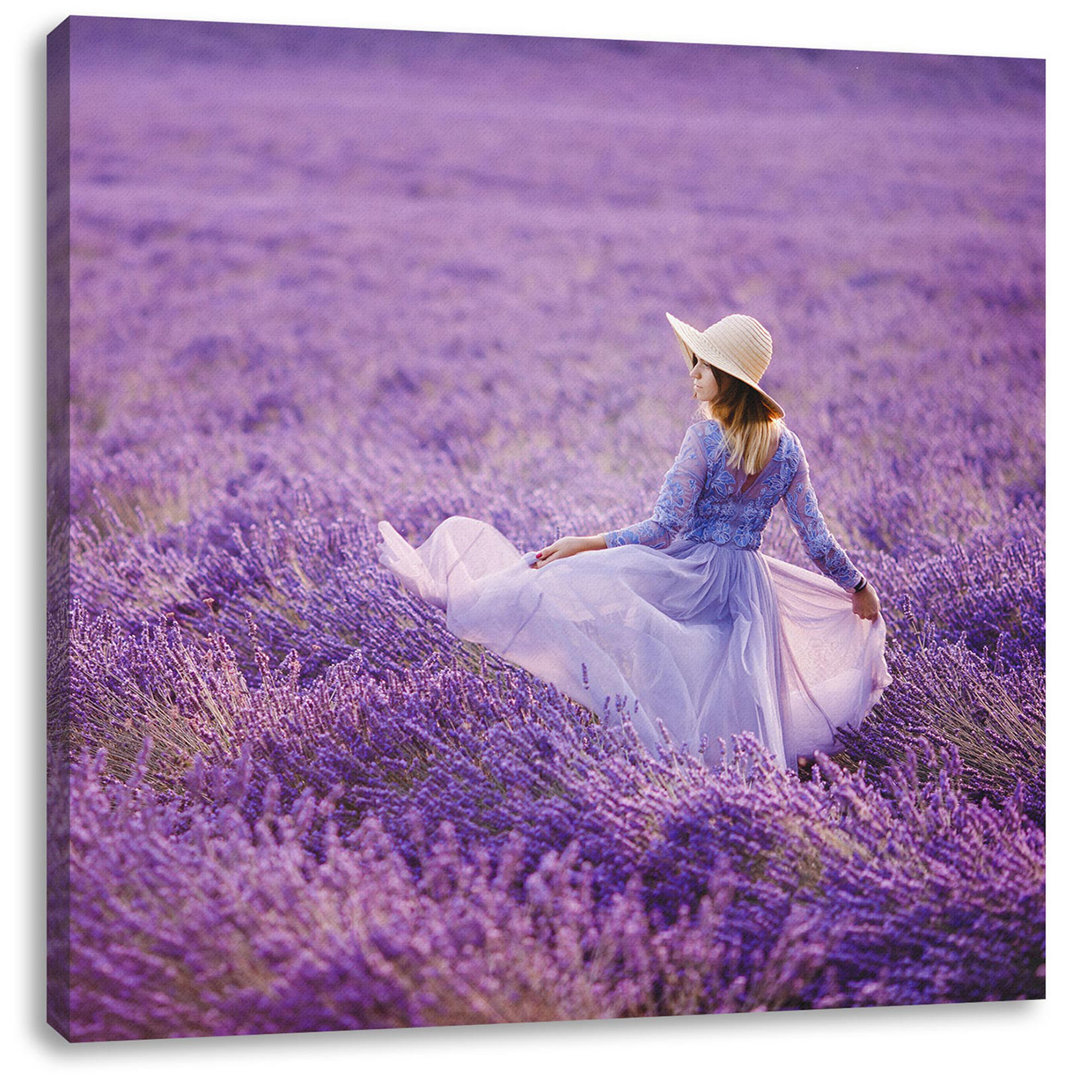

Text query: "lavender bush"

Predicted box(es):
[48, 17, 1044, 1039]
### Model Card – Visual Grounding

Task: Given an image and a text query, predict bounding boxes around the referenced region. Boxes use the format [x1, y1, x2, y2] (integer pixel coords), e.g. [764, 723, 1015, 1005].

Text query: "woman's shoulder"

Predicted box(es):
[779, 423, 803, 453]
[686, 418, 718, 435]
[685, 417, 734, 439]
[683, 418, 725, 451]
[778, 427, 814, 475]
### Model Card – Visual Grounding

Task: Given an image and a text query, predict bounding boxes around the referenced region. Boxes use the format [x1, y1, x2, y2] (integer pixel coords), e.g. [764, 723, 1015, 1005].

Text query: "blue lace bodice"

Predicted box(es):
[603, 420, 861, 590]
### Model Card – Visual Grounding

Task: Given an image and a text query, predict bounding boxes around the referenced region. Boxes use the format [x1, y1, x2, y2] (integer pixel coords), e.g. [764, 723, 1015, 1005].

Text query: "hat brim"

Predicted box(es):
[665, 312, 785, 418]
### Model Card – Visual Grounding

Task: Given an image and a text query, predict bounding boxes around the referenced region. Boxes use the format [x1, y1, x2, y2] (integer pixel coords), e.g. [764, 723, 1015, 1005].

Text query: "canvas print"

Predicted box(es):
[46, 15, 1045, 1041]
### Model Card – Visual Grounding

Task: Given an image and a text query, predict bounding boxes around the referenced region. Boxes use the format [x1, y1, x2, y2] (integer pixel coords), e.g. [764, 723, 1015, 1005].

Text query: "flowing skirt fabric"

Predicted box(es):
[377, 516, 890, 768]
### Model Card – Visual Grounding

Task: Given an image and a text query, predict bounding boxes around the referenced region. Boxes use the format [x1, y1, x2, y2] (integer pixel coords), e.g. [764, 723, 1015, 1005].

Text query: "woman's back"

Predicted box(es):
[680, 419, 795, 550]
[603, 421, 860, 589]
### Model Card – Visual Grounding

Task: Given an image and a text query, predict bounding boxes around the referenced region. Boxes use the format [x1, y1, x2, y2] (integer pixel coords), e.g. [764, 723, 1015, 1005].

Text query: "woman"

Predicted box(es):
[378, 312, 889, 769]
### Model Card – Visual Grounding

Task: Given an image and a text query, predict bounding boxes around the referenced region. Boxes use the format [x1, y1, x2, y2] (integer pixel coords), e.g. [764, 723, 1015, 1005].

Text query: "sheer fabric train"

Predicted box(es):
[377, 421, 890, 769]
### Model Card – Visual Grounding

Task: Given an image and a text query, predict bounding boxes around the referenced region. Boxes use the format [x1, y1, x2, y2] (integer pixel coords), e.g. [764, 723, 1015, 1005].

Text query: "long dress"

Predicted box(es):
[376, 420, 890, 769]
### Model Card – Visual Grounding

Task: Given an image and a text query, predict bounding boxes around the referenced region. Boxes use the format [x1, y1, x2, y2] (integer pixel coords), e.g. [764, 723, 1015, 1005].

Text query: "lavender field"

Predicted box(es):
[48, 17, 1045, 1040]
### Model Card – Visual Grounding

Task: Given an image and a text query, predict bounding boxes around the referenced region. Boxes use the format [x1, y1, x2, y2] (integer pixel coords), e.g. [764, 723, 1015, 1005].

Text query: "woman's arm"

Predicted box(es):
[604, 424, 708, 549]
[531, 533, 606, 567]
[851, 581, 881, 621]
[531, 424, 708, 567]
[784, 436, 879, 619]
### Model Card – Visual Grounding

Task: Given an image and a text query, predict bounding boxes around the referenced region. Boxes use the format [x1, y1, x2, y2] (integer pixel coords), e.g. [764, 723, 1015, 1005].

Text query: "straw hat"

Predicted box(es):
[665, 311, 784, 418]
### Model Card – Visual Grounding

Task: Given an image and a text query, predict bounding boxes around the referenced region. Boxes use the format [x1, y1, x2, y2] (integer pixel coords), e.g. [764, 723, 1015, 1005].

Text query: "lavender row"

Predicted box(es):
[55, 704, 1043, 1037]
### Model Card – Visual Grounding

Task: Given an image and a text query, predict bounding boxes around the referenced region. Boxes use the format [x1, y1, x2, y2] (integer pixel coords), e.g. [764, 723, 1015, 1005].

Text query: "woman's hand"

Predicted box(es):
[851, 580, 881, 622]
[531, 535, 606, 568]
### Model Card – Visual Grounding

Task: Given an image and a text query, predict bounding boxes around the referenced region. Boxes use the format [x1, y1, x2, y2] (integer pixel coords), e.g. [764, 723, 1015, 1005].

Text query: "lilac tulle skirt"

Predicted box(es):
[377, 516, 890, 769]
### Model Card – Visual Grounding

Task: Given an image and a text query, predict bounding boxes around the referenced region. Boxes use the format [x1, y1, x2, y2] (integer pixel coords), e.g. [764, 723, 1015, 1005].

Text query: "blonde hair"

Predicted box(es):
[701, 367, 784, 475]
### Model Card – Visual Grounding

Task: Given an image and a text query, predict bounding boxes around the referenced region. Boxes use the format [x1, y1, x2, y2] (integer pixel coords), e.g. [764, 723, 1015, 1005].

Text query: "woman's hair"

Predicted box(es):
[700, 365, 785, 475]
